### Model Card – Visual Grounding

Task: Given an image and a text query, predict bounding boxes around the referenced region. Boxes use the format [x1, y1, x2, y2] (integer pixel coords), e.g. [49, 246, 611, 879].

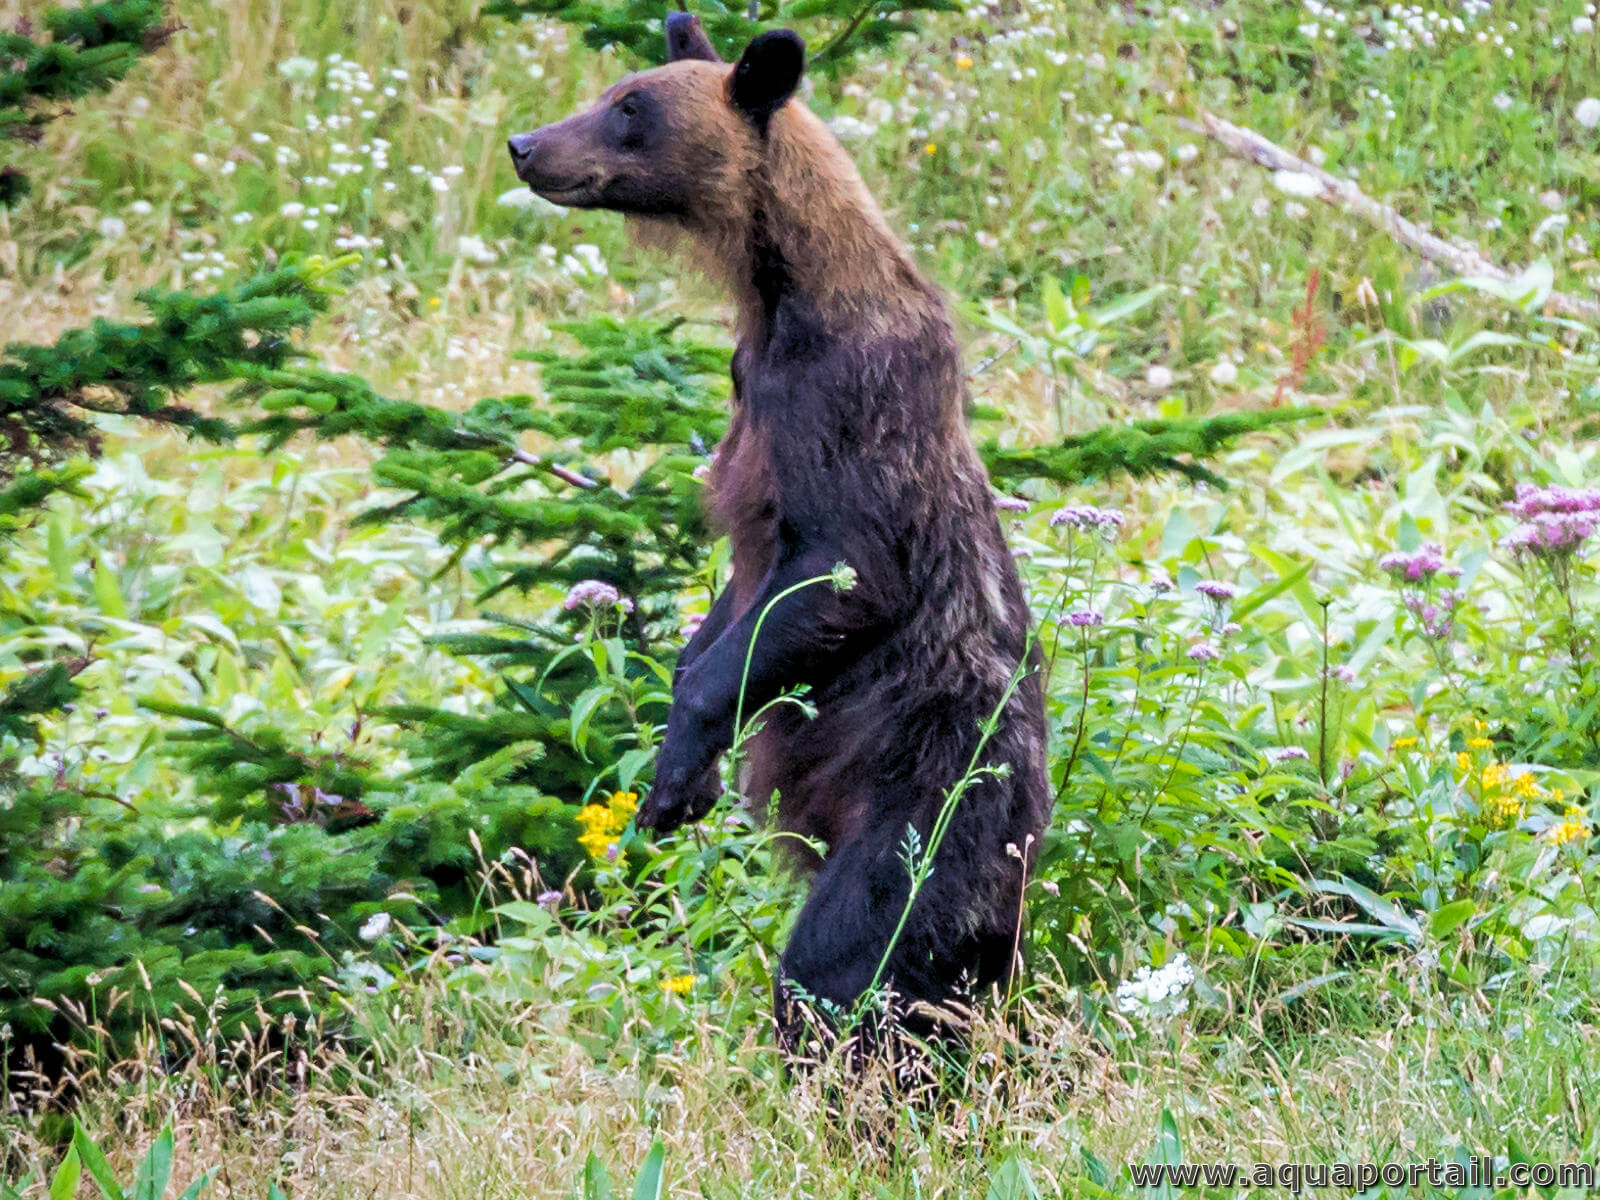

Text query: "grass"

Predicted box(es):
[4, 966, 1598, 1196]
[4, 0, 1600, 1193]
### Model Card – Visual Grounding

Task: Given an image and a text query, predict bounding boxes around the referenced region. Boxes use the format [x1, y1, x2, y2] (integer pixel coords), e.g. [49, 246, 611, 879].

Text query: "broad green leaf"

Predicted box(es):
[93, 560, 128, 619]
[132, 1126, 174, 1200]
[582, 1152, 616, 1200]
[985, 1155, 1042, 1200]
[1429, 899, 1476, 939]
[73, 1122, 126, 1200]
[630, 1141, 666, 1200]
[48, 1147, 82, 1200]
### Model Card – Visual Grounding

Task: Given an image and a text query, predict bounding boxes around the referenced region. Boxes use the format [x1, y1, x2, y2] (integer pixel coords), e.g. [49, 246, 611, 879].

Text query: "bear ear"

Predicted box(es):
[665, 11, 722, 62]
[728, 29, 805, 122]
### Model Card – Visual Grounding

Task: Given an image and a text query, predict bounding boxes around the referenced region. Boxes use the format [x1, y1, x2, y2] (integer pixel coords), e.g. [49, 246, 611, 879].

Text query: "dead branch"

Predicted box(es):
[1192, 111, 1599, 323]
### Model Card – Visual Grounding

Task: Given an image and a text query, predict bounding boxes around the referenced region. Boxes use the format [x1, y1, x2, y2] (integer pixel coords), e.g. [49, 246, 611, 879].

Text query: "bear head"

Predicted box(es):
[506, 17, 805, 220]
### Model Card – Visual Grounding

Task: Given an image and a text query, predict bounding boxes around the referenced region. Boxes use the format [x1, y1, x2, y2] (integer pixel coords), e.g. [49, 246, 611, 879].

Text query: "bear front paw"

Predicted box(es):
[635, 762, 722, 834]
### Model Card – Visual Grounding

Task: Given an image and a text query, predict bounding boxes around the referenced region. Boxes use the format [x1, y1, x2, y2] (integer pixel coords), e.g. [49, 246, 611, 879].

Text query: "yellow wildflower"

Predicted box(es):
[1550, 787, 1566, 805]
[1480, 762, 1509, 789]
[575, 792, 637, 861]
[1547, 808, 1591, 846]
[1466, 736, 1493, 750]
[1512, 772, 1543, 800]
[1393, 736, 1418, 750]
[1485, 792, 1522, 831]
[955, 55, 973, 69]
[924, 142, 938, 156]
[660, 974, 695, 995]
[428, 296, 441, 308]
[1455, 752, 1471, 775]
[608, 790, 638, 819]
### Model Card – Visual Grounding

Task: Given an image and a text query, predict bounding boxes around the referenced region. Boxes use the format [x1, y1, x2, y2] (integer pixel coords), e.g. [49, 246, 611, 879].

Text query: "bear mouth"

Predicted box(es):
[524, 175, 600, 205]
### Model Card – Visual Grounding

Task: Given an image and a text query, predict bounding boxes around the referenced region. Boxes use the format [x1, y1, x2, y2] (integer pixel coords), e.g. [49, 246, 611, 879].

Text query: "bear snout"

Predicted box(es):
[507, 133, 539, 174]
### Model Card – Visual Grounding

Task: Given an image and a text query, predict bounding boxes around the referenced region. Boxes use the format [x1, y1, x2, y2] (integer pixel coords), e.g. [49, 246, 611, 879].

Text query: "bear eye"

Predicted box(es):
[617, 94, 640, 118]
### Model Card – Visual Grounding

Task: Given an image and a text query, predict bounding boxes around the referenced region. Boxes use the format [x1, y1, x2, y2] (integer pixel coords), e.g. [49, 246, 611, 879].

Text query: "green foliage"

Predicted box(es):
[0, 1, 173, 205]
[13, 1122, 213, 1200]
[0, 264, 336, 473]
[983, 410, 1321, 490]
[483, 0, 960, 73]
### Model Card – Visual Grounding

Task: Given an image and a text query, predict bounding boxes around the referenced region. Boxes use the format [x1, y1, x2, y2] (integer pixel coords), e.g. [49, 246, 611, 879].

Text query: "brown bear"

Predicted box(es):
[508, 14, 1051, 1052]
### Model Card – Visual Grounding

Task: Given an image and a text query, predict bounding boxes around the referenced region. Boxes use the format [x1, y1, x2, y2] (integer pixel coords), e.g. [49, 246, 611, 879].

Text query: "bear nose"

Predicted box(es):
[507, 133, 538, 171]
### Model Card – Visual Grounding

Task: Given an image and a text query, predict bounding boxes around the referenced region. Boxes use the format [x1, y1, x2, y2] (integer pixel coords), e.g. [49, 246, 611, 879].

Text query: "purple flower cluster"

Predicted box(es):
[1051, 505, 1126, 532]
[1194, 579, 1238, 601]
[564, 579, 635, 614]
[1377, 543, 1461, 583]
[1064, 609, 1104, 627]
[1401, 589, 1461, 641]
[1500, 484, 1600, 560]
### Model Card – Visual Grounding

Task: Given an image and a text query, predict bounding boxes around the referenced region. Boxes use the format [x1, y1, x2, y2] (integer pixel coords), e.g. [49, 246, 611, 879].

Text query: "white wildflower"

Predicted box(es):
[1272, 169, 1322, 198]
[359, 912, 392, 941]
[1116, 953, 1195, 1025]
[277, 56, 317, 81]
[457, 234, 496, 264]
[1575, 97, 1600, 129]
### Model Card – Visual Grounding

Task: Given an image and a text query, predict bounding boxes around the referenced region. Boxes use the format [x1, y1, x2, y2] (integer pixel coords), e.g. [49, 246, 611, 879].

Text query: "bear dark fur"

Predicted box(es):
[508, 16, 1051, 1051]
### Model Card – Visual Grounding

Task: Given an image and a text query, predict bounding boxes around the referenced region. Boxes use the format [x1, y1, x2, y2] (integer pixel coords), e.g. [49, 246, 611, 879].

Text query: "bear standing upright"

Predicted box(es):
[508, 13, 1051, 1050]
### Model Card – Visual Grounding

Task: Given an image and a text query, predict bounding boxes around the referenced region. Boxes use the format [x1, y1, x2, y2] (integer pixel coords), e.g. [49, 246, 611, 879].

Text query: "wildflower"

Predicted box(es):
[1500, 484, 1600, 559]
[1194, 580, 1238, 601]
[1064, 609, 1103, 627]
[575, 792, 637, 861]
[1547, 808, 1591, 846]
[563, 579, 634, 614]
[1115, 954, 1195, 1024]
[1484, 792, 1522, 830]
[1511, 772, 1543, 800]
[536, 889, 563, 910]
[830, 562, 859, 592]
[359, 912, 392, 941]
[1480, 762, 1510, 789]
[279, 201, 306, 218]
[955, 55, 973, 69]
[1271, 169, 1322, 198]
[97, 216, 126, 239]
[1492, 92, 1513, 111]
[1186, 642, 1221, 662]
[660, 974, 695, 995]
[457, 234, 497, 264]
[1377, 544, 1459, 583]
[129, 199, 153, 215]
[1208, 360, 1238, 386]
[993, 493, 1030, 512]
[1455, 752, 1471, 774]
[923, 143, 938, 156]
[1145, 364, 1174, 389]
[1267, 746, 1310, 762]
[497, 186, 566, 214]
[1051, 505, 1124, 532]
[1575, 16, 1596, 36]
[1577, 98, 1600, 128]
[1466, 736, 1493, 750]
[608, 790, 638, 821]
[1392, 736, 1418, 750]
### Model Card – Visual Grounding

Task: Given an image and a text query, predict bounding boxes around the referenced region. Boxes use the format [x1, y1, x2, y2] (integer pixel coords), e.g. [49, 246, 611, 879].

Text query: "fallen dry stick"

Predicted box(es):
[1195, 111, 1599, 323]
